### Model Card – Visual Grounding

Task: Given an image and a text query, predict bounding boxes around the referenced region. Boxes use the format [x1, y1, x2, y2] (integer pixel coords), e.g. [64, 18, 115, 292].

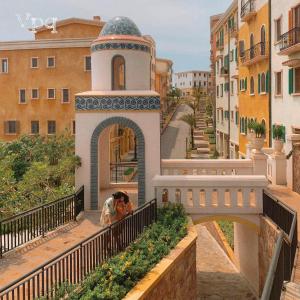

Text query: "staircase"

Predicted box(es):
[191, 100, 211, 159]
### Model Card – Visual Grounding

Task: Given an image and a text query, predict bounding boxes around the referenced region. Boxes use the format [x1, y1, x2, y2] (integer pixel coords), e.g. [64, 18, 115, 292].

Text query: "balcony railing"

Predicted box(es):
[220, 66, 229, 77]
[241, 0, 256, 22]
[240, 42, 268, 66]
[279, 27, 300, 55]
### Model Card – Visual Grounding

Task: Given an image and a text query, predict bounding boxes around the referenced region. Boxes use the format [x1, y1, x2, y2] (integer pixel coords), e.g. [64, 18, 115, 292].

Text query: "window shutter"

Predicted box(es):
[235, 48, 238, 61]
[288, 10, 293, 31]
[258, 74, 261, 93]
[266, 71, 270, 93]
[245, 77, 247, 90]
[289, 68, 294, 94]
[239, 41, 245, 56]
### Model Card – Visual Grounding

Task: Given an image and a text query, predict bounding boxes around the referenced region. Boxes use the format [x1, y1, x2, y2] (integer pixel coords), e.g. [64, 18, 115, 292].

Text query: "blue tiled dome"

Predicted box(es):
[100, 16, 142, 37]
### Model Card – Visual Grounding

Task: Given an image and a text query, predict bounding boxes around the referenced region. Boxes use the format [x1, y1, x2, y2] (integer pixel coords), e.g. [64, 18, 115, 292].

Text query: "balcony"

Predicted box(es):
[279, 27, 300, 56]
[229, 24, 238, 38]
[240, 42, 269, 67]
[241, 0, 256, 22]
[220, 66, 229, 78]
[216, 40, 224, 51]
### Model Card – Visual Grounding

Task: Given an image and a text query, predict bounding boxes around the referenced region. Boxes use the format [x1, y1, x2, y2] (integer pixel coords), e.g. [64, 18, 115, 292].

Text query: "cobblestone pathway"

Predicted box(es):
[196, 225, 257, 300]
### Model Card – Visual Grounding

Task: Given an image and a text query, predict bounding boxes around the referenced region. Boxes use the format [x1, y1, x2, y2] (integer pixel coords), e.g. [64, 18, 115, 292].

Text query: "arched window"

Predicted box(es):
[261, 73, 266, 93]
[261, 25, 266, 55]
[250, 76, 255, 95]
[250, 33, 255, 59]
[112, 55, 125, 90]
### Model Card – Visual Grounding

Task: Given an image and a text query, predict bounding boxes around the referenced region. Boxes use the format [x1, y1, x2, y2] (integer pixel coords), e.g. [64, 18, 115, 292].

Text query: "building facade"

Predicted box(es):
[213, 0, 240, 159]
[0, 17, 170, 141]
[271, 0, 300, 190]
[238, 0, 270, 156]
[173, 70, 212, 97]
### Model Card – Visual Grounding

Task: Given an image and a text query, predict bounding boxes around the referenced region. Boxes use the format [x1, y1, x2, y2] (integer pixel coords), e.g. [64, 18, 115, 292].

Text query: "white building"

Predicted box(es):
[271, 1, 300, 192]
[213, 0, 240, 159]
[173, 70, 212, 97]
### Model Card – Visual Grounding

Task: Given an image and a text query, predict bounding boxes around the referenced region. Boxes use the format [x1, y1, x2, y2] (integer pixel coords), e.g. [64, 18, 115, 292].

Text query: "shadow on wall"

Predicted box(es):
[161, 126, 180, 159]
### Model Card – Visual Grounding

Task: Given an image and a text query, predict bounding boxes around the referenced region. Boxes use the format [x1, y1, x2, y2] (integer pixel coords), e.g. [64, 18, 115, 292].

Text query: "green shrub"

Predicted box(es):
[57, 204, 188, 300]
[273, 124, 285, 141]
[253, 121, 266, 138]
[217, 220, 234, 249]
[205, 128, 215, 135]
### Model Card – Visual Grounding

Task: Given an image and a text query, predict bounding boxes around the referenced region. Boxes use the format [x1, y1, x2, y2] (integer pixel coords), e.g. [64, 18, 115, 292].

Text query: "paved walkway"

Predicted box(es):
[0, 212, 101, 289]
[161, 104, 192, 159]
[196, 225, 257, 300]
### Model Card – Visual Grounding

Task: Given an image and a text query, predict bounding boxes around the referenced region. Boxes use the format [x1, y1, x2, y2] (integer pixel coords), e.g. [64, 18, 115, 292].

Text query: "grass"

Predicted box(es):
[217, 220, 234, 249]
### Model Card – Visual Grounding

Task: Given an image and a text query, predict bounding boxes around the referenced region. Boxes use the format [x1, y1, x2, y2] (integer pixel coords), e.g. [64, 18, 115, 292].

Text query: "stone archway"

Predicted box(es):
[90, 117, 145, 210]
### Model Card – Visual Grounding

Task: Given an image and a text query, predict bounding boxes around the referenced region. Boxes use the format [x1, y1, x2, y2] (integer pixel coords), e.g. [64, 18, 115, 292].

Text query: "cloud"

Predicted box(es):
[0, 0, 233, 71]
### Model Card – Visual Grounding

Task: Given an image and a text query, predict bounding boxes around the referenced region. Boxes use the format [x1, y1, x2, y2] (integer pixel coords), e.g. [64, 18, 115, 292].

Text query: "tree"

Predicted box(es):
[180, 113, 196, 149]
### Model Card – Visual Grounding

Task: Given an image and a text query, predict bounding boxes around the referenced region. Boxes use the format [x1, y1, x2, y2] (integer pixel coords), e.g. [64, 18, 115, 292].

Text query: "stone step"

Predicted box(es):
[191, 153, 210, 159]
[197, 148, 210, 154]
[194, 130, 204, 136]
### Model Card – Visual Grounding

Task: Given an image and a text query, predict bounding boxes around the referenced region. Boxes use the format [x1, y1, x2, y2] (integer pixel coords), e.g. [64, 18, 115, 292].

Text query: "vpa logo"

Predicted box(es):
[16, 13, 58, 34]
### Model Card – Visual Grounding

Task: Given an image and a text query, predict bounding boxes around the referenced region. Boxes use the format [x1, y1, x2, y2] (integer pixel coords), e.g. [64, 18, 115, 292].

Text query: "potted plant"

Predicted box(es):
[247, 120, 256, 145]
[252, 121, 266, 152]
[273, 124, 285, 154]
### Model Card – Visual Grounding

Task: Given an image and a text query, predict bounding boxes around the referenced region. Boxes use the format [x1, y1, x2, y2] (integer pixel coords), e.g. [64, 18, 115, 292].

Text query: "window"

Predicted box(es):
[62, 88, 69, 103]
[295, 67, 300, 93]
[275, 18, 282, 42]
[112, 55, 125, 90]
[48, 121, 56, 135]
[31, 121, 39, 134]
[72, 120, 76, 135]
[4, 120, 19, 135]
[221, 109, 224, 123]
[275, 72, 282, 96]
[217, 86, 219, 97]
[250, 76, 255, 95]
[85, 56, 91, 71]
[231, 81, 234, 95]
[19, 89, 26, 104]
[47, 88, 56, 99]
[1, 58, 8, 73]
[231, 111, 234, 122]
[31, 57, 38, 68]
[230, 50, 234, 62]
[31, 89, 39, 99]
[239, 40, 245, 57]
[47, 56, 55, 68]
[217, 110, 220, 122]
[221, 84, 224, 97]
[261, 26, 266, 55]
[261, 73, 266, 93]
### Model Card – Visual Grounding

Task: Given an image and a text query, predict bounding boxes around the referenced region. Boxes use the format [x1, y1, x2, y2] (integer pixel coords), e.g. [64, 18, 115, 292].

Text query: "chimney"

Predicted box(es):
[93, 16, 101, 22]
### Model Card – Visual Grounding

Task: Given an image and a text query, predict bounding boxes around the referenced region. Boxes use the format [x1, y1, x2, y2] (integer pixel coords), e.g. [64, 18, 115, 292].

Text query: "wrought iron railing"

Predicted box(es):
[0, 186, 84, 257]
[240, 42, 267, 64]
[280, 27, 300, 51]
[110, 161, 138, 183]
[0, 199, 157, 300]
[241, 0, 255, 19]
[261, 190, 298, 300]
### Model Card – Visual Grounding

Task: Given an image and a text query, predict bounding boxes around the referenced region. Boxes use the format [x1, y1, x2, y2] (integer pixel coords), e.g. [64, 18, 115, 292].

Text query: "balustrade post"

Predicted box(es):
[42, 205, 45, 238]
[251, 151, 268, 176]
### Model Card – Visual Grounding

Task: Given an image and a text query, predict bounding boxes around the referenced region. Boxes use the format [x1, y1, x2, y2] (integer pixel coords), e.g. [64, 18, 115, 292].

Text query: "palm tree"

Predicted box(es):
[180, 113, 196, 149]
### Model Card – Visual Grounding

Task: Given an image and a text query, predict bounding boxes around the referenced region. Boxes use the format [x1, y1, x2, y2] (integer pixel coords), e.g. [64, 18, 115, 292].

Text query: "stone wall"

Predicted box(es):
[259, 216, 280, 295]
[124, 224, 197, 300]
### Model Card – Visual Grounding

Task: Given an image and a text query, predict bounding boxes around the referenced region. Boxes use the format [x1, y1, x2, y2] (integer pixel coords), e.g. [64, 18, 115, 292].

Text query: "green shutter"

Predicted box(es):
[235, 48, 238, 62]
[258, 74, 261, 94]
[289, 68, 294, 94]
[266, 71, 270, 93]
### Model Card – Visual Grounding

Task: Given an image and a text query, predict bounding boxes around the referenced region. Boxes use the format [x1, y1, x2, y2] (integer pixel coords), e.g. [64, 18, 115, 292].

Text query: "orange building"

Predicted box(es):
[238, 0, 270, 155]
[0, 17, 170, 141]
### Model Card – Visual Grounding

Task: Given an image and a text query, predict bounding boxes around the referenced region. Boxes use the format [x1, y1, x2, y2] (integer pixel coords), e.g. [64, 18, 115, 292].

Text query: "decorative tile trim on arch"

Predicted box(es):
[91, 42, 150, 53]
[90, 116, 145, 210]
[76, 95, 160, 111]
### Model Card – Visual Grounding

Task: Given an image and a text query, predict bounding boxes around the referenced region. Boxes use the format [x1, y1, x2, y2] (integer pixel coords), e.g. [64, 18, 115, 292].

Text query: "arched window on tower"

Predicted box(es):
[112, 55, 125, 90]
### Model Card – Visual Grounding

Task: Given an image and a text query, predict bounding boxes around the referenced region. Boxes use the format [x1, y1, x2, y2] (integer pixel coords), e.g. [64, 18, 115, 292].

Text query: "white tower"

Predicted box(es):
[75, 17, 161, 210]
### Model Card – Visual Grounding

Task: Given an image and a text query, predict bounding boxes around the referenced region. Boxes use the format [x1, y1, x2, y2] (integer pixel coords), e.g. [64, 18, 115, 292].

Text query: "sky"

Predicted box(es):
[0, 0, 232, 72]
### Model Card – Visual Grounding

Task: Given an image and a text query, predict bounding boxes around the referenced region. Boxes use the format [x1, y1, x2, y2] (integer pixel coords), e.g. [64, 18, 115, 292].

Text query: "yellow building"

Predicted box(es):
[238, 0, 270, 155]
[0, 16, 170, 141]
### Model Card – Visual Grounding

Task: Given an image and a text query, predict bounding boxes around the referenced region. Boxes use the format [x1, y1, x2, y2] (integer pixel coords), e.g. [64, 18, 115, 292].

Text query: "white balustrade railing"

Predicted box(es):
[153, 175, 268, 215]
[161, 159, 253, 176]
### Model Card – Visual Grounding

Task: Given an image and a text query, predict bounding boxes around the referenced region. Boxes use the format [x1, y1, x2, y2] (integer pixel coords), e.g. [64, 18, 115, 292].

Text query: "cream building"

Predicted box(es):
[213, 0, 240, 159]
[271, 0, 300, 192]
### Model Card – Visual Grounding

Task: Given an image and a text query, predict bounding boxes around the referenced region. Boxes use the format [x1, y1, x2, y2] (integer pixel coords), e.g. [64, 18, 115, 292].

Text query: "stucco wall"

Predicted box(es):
[124, 224, 197, 300]
[75, 111, 160, 209]
[91, 48, 151, 91]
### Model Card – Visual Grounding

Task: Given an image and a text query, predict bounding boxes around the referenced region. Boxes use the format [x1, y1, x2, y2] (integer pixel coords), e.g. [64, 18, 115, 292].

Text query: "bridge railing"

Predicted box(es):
[161, 159, 254, 176]
[0, 199, 157, 300]
[153, 175, 268, 215]
[0, 186, 84, 257]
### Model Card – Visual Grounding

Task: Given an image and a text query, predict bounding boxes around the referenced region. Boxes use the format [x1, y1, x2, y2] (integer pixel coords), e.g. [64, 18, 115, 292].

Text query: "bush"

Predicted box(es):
[273, 124, 285, 141]
[124, 168, 134, 176]
[58, 204, 188, 300]
[217, 220, 234, 249]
